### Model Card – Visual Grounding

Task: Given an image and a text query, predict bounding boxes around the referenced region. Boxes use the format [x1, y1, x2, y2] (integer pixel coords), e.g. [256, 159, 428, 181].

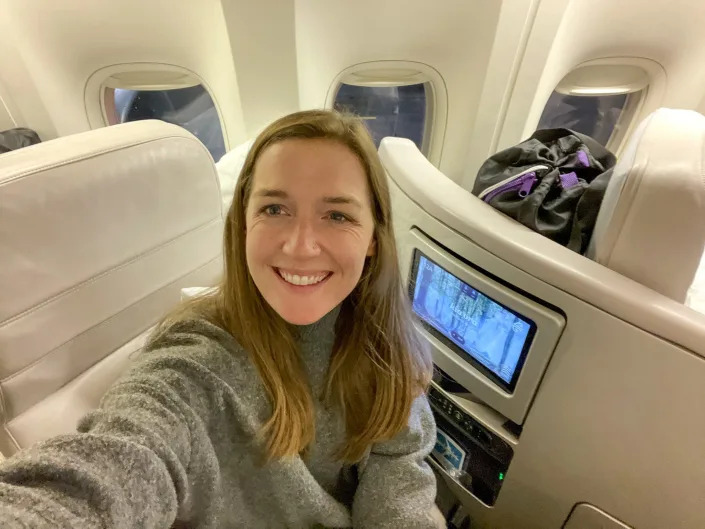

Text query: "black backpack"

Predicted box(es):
[472, 128, 616, 254]
[0, 128, 42, 154]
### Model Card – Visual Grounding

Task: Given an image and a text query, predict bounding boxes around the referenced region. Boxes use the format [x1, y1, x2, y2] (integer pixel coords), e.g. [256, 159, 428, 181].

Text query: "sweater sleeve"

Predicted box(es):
[351, 394, 439, 529]
[0, 319, 236, 529]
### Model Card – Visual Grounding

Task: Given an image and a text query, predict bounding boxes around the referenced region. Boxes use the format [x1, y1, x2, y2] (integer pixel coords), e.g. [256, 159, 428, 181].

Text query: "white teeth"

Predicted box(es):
[278, 270, 328, 286]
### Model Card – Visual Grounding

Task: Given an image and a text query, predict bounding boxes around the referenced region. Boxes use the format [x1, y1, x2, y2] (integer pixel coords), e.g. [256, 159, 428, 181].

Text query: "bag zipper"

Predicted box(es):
[558, 171, 579, 189]
[577, 150, 590, 167]
[478, 164, 548, 202]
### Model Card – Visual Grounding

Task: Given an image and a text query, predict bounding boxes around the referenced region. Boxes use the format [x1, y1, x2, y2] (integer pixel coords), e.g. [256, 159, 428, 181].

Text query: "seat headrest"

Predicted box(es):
[0, 120, 223, 418]
[586, 108, 705, 303]
[216, 138, 253, 214]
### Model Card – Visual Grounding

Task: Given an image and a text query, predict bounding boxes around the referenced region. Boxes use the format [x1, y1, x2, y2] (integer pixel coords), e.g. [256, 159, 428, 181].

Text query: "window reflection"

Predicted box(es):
[111, 85, 226, 161]
[537, 91, 632, 147]
[334, 83, 427, 150]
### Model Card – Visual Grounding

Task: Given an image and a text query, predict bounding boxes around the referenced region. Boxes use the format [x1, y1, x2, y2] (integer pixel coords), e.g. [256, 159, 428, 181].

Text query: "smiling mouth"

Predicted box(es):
[274, 268, 332, 287]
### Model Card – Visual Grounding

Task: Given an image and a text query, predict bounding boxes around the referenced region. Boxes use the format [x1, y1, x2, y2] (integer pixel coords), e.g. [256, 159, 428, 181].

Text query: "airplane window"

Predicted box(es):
[333, 83, 427, 151]
[536, 91, 636, 147]
[109, 85, 226, 161]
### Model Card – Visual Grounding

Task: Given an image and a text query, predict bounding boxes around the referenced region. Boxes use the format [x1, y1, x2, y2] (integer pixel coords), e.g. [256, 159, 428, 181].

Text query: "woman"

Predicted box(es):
[0, 110, 439, 528]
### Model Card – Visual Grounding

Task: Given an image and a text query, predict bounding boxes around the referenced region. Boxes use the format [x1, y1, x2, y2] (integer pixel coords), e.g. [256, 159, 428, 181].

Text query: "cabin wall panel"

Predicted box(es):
[0, 6, 60, 139]
[294, 0, 505, 182]
[465, 0, 705, 187]
[221, 0, 300, 138]
[0, 0, 247, 145]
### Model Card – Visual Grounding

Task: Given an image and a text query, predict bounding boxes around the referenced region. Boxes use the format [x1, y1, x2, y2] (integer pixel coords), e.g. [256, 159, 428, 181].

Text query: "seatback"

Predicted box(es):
[587, 108, 705, 302]
[379, 112, 705, 529]
[216, 138, 253, 214]
[0, 120, 223, 456]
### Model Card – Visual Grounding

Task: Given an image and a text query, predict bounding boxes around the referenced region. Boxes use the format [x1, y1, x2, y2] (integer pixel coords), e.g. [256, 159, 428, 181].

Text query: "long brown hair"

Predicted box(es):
[162, 110, 432, 462]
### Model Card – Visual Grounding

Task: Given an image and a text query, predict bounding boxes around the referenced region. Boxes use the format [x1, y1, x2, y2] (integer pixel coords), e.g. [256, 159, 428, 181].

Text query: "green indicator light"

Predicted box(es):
[499, 473, 505, 481]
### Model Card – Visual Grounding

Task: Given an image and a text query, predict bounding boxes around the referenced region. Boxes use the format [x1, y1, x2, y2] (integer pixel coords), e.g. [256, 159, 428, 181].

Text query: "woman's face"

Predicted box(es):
[245, 139, 376, 325]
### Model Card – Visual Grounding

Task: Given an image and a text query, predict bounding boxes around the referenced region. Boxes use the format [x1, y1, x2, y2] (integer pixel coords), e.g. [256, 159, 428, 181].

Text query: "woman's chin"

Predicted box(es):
[272, 302, 339, 326]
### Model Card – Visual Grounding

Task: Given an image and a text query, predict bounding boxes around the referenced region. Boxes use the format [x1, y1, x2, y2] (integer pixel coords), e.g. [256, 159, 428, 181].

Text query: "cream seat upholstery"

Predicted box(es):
[0, 120, 223, 456]
[216, 138, 253, 214]
[586, 108, 705, 303]
[379, 110, 705, 529]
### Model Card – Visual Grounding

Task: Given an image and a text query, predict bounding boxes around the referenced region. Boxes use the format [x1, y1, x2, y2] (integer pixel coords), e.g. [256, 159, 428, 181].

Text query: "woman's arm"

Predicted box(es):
[0, 319, 234, 528]
[351, 394, 440, 529]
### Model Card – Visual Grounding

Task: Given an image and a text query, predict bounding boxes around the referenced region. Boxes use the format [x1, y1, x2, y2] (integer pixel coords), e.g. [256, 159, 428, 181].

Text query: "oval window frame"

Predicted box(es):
[530, 57, 665, 156]
[84, 63, 229, 151]
[326, 61, 448, 166]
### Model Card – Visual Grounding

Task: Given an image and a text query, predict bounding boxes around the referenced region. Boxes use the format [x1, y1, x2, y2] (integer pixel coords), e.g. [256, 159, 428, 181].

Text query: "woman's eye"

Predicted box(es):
[328, 211, 349, 223]
[263, 205, 283, 216]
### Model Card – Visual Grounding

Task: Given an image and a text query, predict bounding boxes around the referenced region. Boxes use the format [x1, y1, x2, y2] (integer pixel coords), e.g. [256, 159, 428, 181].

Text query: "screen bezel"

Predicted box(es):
[409, 248, 537, 392]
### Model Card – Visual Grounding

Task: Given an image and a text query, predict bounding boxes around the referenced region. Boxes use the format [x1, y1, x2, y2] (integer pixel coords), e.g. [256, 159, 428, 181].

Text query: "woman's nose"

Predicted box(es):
[281, 218, 321, 257]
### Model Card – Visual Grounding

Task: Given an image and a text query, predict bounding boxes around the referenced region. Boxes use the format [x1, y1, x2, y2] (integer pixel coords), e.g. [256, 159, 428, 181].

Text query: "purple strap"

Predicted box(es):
[559, 171, 579, 189]
[577, 150, 590, 167]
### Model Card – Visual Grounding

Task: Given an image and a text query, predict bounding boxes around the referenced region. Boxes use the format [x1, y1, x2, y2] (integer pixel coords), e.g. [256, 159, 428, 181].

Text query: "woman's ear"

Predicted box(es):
[366, 237, 376, 257]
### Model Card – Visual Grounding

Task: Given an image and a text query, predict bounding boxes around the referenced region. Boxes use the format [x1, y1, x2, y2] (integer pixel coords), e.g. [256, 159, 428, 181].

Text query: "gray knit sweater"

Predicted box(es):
[0, 308, 438, 528]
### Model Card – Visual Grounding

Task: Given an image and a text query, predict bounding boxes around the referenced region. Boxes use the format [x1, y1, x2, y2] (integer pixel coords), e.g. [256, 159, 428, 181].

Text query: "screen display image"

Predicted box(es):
[411, 253, 535, 387]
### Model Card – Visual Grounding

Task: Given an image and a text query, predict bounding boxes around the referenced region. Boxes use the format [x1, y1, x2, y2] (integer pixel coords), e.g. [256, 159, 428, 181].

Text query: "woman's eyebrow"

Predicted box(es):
[322, 195, 362, 209]
[252, 189, 362, 209]
[253, 188, 288, 199]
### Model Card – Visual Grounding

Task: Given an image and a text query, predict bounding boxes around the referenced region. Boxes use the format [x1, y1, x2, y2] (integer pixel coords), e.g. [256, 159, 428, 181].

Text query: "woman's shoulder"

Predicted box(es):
[99, 313, 264, 418]
[139, 314, 251, 371]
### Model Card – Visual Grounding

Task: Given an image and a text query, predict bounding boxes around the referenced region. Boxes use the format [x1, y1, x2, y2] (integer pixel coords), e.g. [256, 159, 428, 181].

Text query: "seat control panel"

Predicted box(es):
[429, 384, 514, 506]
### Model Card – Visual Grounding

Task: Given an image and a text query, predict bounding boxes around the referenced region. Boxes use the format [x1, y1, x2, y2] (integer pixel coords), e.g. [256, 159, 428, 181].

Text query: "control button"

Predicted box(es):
[454, 410, 463, 422]
[478, 431, 492, 446]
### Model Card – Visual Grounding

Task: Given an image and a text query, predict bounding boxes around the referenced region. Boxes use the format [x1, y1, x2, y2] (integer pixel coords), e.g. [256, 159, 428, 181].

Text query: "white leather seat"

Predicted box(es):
[0, 120, 223, 456]
[586, 108, 705, 303]
[378, 113, 705, 529]
[686, 252, 705, 314]
[216, 138, 253, 214]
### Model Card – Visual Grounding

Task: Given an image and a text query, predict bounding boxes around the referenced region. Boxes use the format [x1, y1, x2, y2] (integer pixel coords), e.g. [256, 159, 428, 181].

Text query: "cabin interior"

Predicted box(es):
[1, 1, 705, 528]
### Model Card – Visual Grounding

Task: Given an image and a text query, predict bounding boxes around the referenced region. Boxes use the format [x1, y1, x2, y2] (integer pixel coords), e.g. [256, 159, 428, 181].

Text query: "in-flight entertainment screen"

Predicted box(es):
[410, 250, 537, 390]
